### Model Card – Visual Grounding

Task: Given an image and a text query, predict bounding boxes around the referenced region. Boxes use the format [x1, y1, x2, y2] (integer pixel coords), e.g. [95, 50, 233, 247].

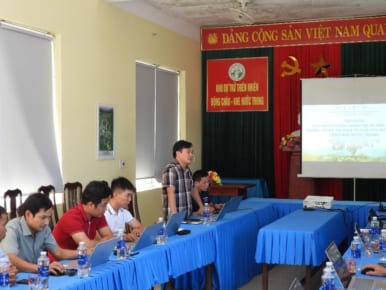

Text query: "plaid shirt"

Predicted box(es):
[162, 160, 193, 219]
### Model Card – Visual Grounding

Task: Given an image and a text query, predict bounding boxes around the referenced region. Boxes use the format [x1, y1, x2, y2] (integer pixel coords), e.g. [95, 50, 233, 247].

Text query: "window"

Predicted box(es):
[0, 21, 62, 195]
[136, 62, 179, 191]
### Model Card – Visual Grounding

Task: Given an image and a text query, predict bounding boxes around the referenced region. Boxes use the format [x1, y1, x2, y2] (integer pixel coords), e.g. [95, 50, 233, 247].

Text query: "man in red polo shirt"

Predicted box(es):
[53, 180, 114, 250]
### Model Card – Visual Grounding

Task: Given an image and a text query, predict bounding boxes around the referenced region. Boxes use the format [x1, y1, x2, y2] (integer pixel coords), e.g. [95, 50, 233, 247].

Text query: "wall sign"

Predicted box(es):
[206, 57, 268, 112]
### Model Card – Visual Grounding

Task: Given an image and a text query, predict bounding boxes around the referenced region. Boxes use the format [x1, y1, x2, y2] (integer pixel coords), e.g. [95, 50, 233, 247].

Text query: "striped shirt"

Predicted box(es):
[162, 160, 193, 219]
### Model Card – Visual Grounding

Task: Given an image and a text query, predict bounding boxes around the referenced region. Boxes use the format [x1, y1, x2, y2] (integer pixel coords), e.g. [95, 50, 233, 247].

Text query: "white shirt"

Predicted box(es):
[104, 203, 134, 236]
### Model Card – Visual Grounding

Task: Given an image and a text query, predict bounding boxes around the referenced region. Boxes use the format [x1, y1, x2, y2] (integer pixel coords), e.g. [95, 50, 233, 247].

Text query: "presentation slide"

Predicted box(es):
[301, 77, 386, 178]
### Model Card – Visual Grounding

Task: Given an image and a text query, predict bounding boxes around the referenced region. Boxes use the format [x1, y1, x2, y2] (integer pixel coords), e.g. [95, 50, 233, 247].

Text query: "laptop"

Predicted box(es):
[166, 211, 187, 236]
[325, 240, 386, 289]
[131, 222, 163, 252]
[212, 196, 242, 222]
[65, 237, 119, 269]
[89, 237, 119, 267]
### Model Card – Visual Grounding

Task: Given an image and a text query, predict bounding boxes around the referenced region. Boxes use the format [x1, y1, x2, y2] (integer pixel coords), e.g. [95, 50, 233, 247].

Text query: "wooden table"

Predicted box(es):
[210, 184, 255, 199]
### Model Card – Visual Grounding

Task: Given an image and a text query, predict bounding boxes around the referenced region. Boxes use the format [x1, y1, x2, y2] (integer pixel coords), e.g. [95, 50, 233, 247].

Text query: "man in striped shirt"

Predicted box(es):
[162, 140, 204, 220]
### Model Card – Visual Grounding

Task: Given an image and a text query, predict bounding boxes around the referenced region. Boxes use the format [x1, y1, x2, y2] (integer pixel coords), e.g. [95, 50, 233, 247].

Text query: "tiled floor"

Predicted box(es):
[238, 264, 322, 290]
[154, 264, 323, 290]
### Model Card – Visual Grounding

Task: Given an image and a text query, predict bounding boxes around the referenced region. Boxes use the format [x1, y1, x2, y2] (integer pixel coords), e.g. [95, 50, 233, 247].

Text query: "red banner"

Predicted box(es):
[201, 16, 386, 50]
[207, 57, 268, 112]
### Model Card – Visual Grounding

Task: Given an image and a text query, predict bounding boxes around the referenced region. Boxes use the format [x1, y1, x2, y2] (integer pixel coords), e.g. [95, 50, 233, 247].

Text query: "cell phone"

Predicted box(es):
[16, 279, 29, 285]
[65, 268, 77, 276]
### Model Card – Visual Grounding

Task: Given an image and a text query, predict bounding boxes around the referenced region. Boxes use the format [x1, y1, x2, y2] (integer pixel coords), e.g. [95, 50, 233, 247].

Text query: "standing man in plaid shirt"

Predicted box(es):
[162, 140, 204, 220]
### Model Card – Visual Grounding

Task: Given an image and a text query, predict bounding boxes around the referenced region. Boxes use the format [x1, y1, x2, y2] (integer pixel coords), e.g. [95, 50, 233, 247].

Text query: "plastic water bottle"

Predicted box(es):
[77, 242, 89, 278]
[37, 251, 49, 290]
[116, 229, 127, 259]
[380, 229, 386, 261]
[370, 216, 380, 253]
[325, 261, 343, 290]
[321, 268, 335, 290]
[360, 228, 373, 256]
[0, 257, 10, 289]
[351, 235, 361, 259]
[321, 273, 328, 290]
[203, 203, 210, 225]
[156, 218, 167, 245]
[351, 235, 362, 274]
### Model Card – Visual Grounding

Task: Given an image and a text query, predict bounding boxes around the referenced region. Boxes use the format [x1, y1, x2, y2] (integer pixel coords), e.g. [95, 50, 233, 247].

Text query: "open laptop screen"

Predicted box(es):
[325, 241, 352, 288]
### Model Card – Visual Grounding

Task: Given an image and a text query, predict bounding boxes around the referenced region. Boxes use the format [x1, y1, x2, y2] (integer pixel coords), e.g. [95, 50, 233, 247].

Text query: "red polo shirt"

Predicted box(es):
[52, 203, 108, 250]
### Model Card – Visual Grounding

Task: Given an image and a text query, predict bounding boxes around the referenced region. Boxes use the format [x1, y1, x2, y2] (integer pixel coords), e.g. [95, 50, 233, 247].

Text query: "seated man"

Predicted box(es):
[53, 180, 114, 250]
[0, 206, 17, 285]
[1, 194, 77, 274]
[104, 177, 144, 242]
[191, 169, 223, 215]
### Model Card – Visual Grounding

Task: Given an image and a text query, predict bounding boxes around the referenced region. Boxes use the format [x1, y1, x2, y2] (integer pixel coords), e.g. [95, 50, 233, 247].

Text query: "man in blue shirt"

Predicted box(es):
[1, 194, 77, 274]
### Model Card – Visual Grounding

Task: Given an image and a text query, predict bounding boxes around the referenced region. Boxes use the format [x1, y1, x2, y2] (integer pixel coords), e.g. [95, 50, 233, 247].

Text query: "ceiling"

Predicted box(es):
[107, 0, 386, 40]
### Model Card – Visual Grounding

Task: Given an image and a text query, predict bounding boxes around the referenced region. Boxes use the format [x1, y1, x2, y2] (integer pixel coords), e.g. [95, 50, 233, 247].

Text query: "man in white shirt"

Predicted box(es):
[104, 177, 144, 241]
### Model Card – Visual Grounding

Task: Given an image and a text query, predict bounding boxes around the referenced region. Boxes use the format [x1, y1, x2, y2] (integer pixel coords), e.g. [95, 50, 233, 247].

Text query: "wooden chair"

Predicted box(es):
[128, 191, 141, 222]
[3, 189, 22, 219]
[63, 182, 82, 212]
[125, 191, 141, 235]
[38, 185, 59, 228]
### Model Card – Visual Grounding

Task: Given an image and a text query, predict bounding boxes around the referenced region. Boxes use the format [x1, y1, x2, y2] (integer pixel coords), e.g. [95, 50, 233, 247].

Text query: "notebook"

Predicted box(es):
[212, 196, 242, 222]
[325, 240, 386, 289]
[131, 222, 163, 252]
[166, 211, 187, 236]
[65, 237, 119, 269]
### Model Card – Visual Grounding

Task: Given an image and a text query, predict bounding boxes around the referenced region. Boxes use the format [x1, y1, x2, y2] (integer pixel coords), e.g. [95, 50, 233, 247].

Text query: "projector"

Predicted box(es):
[303, 195, 334, 209]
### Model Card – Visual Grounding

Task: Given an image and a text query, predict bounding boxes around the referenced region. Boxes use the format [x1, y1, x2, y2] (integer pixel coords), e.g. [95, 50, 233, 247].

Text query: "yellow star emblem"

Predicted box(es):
[311, 56, 330, 77]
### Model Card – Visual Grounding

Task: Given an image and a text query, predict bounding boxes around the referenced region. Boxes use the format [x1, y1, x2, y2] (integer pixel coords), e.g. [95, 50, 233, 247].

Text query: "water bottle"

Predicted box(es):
[156, 218, 167, 245]
[0, 257, 10, 289]
[370, 216, 380, 252]
[360, 228, 373, 256]
[116, 229, 127, 259]
[380, 229, 386, 261]
[37, 251, 49, 290]
[325, 261, 343, 290]
[351, 235, 361, 259]
[321, 268, 335, 290]
[351, 235, 362, 274]
[77, 242, 89, 278]
[203, 203, 210, 225]
[321, 273, 329, 290]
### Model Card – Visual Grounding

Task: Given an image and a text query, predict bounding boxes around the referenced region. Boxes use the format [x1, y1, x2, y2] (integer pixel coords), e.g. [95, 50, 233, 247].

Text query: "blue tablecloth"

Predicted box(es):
[172, 199, 277, 290]
[255, 209, 351, 266]
[251, 197, 376, 227]
[213, 202, 277, 290]
[11, 198, 379, 290]
[13, 258, 138, 290]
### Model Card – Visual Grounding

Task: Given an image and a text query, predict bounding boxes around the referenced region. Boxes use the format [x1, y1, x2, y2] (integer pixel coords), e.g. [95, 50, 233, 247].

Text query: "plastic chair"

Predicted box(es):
[3, 189, 22, 219]
[38, 185, 59, 228]
[63, 182, 82, 212]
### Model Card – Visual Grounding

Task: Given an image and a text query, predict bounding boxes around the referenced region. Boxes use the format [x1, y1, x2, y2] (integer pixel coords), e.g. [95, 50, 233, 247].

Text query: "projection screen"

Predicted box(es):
[300, 76, 386, 178]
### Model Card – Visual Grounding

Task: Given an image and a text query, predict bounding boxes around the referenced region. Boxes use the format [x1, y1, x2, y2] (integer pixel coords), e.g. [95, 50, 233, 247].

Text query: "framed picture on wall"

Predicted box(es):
[97, 103, 115, 160]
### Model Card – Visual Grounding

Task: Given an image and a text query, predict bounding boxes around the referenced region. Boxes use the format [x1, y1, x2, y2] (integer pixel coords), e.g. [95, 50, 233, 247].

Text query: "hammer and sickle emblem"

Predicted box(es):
[280, 56, 301, 77]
